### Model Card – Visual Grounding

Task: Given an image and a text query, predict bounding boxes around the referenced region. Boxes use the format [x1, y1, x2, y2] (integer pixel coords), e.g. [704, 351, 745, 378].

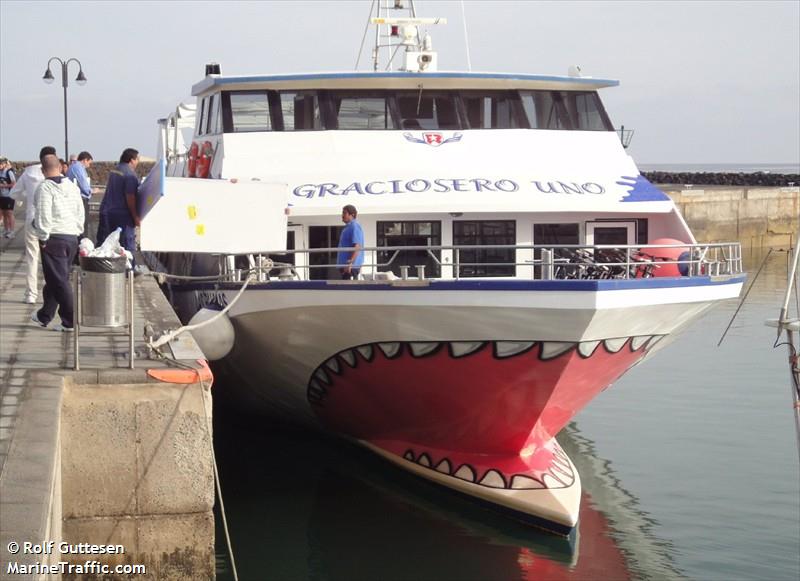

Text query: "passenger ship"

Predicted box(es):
[144, 4, 745, 534]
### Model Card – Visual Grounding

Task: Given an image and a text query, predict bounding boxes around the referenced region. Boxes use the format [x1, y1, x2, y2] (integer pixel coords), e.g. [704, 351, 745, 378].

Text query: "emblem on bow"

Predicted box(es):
[403, 132, 463, 147]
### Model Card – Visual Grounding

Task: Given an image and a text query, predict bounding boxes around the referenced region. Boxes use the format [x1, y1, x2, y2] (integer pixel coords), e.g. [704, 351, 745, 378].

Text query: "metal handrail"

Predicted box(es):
[218, 242, 744, 282]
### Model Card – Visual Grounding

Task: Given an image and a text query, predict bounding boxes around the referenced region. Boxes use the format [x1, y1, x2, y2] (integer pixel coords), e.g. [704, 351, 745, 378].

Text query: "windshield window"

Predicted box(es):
[280, 92, 322, 130]
[396, 91, 462, 130]
[462, 92, 528, 129]
[229, 92, 271, 132]
[331, 93, 396, 130]
[219, 88, 613, 132]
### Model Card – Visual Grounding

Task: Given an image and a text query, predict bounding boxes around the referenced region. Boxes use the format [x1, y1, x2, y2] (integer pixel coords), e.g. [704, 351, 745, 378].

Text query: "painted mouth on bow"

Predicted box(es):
[307, 336, 659, 489]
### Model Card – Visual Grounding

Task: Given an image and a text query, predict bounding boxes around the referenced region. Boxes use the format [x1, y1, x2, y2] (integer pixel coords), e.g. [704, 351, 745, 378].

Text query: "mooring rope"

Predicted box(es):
[717, 248, 773, 346]
[148, 353, 240, 581]
[147, 272, 256, 351]
[199, 372, 240, 581]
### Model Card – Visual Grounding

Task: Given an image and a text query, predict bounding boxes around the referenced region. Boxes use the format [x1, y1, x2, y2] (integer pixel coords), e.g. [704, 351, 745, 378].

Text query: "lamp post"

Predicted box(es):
[42, 57, 87, 161]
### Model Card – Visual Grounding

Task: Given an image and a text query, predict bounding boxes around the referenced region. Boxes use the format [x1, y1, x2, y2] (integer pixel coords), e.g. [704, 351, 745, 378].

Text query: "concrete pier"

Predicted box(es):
[0, 228, 214, 579]
[664, 185, 799, 249]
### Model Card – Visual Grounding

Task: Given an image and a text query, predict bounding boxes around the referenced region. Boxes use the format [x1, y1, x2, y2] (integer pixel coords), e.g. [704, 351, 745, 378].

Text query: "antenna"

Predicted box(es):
[360, 0, 447, 72]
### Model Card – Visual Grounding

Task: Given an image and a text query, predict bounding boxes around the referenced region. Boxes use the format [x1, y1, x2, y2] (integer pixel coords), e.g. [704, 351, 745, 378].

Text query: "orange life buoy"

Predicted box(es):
[187, 142, 199, 177]
[196, 141, 214, 179]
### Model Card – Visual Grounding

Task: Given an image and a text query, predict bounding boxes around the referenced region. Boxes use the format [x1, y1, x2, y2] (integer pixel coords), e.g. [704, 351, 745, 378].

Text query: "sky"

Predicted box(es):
[1, 0, 798, 165]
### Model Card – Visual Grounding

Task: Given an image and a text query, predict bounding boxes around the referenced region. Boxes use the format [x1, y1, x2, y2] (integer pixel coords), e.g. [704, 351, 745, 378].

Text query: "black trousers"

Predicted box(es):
[81, 197, 90, 241]
[340, 268, 360, 280]
[37, 235, 78, 327]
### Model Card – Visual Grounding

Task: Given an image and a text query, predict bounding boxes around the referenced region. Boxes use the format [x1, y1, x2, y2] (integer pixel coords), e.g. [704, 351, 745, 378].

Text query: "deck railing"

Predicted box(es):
[219, 242, 744, 282]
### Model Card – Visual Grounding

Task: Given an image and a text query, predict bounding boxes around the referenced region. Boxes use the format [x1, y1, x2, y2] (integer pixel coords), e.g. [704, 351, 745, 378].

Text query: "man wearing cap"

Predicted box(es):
[30, 154, 84, 332]
[9, 146, 57, 303]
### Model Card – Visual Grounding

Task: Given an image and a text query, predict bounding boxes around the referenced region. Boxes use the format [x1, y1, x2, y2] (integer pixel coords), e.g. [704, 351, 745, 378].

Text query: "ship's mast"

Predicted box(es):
[359, 0, 446, 72]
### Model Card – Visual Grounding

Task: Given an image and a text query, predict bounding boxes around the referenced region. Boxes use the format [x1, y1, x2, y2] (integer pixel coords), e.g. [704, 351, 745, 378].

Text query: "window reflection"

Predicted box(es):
[454, 221, 516, 277]
[377, 221, 442, 278]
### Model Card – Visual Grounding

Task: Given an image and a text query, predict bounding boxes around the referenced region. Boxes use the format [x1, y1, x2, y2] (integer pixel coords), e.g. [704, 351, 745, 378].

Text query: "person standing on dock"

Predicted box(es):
[337, 204, 364, 280]
[9, 145, 57, 304]
[0, 157, 17, 238]
[30, 154, 84, 332]
[97, 148, 140, 253]
[66, 151, 96, 241]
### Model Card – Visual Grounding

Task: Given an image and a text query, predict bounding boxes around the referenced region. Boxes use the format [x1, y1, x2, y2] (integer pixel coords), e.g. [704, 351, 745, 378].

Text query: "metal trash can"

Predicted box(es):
[79, 255, 129, 327]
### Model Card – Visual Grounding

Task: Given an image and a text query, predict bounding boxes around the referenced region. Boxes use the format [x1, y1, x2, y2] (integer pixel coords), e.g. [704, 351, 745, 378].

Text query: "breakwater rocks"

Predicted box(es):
[9, 161, 155, 184]
[642, 171, 798, 187]
[8, 161, 797, 187]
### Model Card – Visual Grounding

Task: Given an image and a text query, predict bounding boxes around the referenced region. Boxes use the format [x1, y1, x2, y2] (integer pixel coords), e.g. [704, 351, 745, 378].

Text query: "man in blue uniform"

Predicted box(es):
[337, 204, 364, 280]
[97, 148, 140, 252]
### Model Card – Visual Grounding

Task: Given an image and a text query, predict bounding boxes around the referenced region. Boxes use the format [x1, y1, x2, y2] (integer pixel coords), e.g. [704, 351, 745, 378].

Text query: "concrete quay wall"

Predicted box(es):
[60, 374, 215, 580]
[663, 186, 799, 249]
[1, 371, 214, 581]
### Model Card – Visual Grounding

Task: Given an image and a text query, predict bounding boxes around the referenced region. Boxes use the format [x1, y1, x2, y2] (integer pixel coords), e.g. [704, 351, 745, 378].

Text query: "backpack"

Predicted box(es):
[0, 167, 15, 185]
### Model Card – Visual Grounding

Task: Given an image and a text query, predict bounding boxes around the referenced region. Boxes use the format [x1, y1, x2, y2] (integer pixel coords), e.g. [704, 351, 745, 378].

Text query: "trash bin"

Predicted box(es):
[79, 255, 129, 327]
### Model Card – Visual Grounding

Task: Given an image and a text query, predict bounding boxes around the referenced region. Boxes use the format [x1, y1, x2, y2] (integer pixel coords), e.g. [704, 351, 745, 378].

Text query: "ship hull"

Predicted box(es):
[181, 276, 744, 531]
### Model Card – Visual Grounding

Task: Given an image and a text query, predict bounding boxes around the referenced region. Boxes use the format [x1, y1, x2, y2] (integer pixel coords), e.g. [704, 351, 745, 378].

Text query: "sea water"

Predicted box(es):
[214, 250, 799, 580]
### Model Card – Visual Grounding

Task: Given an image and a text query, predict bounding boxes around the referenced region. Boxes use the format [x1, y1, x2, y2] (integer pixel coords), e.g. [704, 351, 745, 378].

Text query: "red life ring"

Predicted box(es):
[187, 142, 199, 177]
[196, 141, 214, 179]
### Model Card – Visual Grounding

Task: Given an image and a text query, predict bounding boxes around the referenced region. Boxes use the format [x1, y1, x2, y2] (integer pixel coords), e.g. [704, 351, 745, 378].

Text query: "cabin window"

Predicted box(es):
[279, 92, 323, 130]
[519, 91, 572, 130]
[377, 221, 441, 278]
[461, 91, 528, 129]
[227, 91, 272, 133]
[453, 220, 516, 277]
[636, 218, 648, 245]
[560, 92, 613, 131]
[205, 94, 219, 134]
[533, 223, 580, 278]
[396, 91, 462, 130]
[196, 97, 207, 135]
[330, 93, 397, 130]
[308, 225, 344, 280]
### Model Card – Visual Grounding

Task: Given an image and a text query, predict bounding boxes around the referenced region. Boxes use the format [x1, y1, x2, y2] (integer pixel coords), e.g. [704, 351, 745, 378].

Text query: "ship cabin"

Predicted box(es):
[159, 71, 734, 283]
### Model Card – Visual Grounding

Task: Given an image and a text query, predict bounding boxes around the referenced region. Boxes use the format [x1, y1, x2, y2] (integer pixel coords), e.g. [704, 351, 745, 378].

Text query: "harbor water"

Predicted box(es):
[213, 250, 800, 581]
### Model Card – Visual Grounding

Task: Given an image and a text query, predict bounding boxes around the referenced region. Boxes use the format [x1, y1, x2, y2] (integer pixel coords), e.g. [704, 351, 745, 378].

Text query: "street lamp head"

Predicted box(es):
[75, 69, 87, 86]
[43, 68, 55, 84]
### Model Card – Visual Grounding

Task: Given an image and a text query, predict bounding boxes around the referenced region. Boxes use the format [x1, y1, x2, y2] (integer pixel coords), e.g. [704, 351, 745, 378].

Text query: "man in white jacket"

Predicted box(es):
[9, 145, 57, 303]
[30, 154, 84, 332]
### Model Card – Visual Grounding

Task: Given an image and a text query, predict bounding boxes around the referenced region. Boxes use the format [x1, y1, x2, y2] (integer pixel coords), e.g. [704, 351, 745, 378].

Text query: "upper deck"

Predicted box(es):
[191, 71, 620, 96]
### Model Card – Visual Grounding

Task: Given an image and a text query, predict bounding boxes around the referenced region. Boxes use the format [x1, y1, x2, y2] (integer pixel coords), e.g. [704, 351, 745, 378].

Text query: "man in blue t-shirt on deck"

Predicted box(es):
[337, 204, 364, 280]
